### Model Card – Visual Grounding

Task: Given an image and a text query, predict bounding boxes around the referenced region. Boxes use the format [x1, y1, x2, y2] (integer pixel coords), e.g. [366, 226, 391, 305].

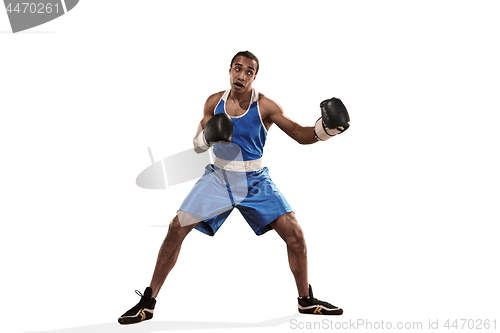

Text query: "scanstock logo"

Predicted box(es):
[3, 0, 79, 33]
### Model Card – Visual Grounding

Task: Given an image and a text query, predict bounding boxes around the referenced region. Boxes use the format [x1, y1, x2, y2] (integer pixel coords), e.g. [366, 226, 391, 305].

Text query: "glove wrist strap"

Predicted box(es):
[194, 130, 210, 152]
[314, 118, 332, 141]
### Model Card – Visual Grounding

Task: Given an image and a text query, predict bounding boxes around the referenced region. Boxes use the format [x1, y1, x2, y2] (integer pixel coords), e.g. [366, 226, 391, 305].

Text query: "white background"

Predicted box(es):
[1, 1, 499, 332]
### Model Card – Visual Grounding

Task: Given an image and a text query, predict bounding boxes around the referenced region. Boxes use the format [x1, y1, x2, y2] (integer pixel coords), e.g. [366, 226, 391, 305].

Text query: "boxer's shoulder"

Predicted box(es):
[204, 91, 225, 115]
[207, 91, 225, 104]
[258, 93, 283, 118]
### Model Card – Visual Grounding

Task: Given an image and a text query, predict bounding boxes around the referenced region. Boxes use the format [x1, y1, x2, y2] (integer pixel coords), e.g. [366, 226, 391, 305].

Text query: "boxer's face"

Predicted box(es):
[229, 56, 257, 93]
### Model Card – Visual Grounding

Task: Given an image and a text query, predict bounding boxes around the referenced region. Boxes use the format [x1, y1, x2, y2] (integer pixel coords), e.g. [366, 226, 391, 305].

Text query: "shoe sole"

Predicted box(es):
[118, 310, 154, 325]
[299, 306, 343, 315]
[118, 318, 151, 325]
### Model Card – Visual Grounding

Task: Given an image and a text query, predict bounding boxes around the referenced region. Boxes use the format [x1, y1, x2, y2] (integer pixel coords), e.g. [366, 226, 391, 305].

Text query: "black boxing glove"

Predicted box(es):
[314, 97, 350, 141]
[194, 113, 233, 152]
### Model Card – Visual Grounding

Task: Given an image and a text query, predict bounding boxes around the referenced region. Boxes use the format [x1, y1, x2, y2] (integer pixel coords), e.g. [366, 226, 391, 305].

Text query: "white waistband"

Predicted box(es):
[213, 157, 263, 172]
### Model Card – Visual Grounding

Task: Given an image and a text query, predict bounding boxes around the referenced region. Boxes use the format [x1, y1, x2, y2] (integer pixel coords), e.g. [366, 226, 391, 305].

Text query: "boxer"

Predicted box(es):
[118, 51, 350, 324]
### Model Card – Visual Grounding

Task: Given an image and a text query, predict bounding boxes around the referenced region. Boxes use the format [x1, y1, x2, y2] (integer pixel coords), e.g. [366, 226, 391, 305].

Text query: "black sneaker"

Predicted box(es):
[298, 284, 343, 315]
[118, 287, 156, 325]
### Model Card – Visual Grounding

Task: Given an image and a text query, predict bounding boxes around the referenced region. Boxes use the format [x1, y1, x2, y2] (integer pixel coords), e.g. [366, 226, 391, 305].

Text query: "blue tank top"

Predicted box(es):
[213, 89, 267, 161]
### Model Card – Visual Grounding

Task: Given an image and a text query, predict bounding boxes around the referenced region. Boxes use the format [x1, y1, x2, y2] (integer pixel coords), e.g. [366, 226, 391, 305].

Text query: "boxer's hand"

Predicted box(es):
[314, 97, 350, 141]
[194, 113, 233, 153]
[204, 113, 233, 144]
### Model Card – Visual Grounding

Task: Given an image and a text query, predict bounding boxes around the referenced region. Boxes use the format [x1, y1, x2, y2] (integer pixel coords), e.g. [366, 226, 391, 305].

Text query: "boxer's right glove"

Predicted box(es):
[194, 113, 233, 153]
[314, 97, 350, 141]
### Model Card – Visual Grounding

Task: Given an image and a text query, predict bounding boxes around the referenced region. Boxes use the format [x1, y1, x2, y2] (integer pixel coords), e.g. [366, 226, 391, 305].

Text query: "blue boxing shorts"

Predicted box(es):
[178, 164, 293, 236]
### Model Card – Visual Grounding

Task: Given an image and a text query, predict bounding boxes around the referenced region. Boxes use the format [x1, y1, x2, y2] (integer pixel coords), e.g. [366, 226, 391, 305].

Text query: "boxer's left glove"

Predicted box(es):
[194, 113, 233, 153]
[314, 97, 350, 141]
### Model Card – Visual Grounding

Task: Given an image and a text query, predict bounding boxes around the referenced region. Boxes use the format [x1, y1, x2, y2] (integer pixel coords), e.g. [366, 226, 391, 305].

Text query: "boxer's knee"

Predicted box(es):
[274, 213, 306, 253]
[288, 224, 306, 253]
[167, 215, 194, 241]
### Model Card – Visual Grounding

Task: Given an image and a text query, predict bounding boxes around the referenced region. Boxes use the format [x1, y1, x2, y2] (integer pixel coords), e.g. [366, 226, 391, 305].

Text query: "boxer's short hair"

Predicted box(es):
[230, 51, 259, 74]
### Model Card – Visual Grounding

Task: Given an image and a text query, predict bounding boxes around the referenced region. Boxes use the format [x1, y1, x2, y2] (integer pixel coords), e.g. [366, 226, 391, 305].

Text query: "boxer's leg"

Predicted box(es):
[150, 214, 198, 298]
[270, 212, 343, 315]
[269, 212, 309, 297]
[118, 214, 197, 325]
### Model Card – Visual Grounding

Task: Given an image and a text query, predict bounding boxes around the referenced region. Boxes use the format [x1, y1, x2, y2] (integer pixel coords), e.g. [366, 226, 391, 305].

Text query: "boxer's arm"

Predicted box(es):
[201, 92, 223, 128]
[193, 92, 228, 153]
[264, 98, 318, 145]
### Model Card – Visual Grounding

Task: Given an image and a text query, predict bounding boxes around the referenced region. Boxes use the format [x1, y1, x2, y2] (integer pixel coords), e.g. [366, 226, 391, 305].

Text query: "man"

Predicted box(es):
[118, 51, 350, 325]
